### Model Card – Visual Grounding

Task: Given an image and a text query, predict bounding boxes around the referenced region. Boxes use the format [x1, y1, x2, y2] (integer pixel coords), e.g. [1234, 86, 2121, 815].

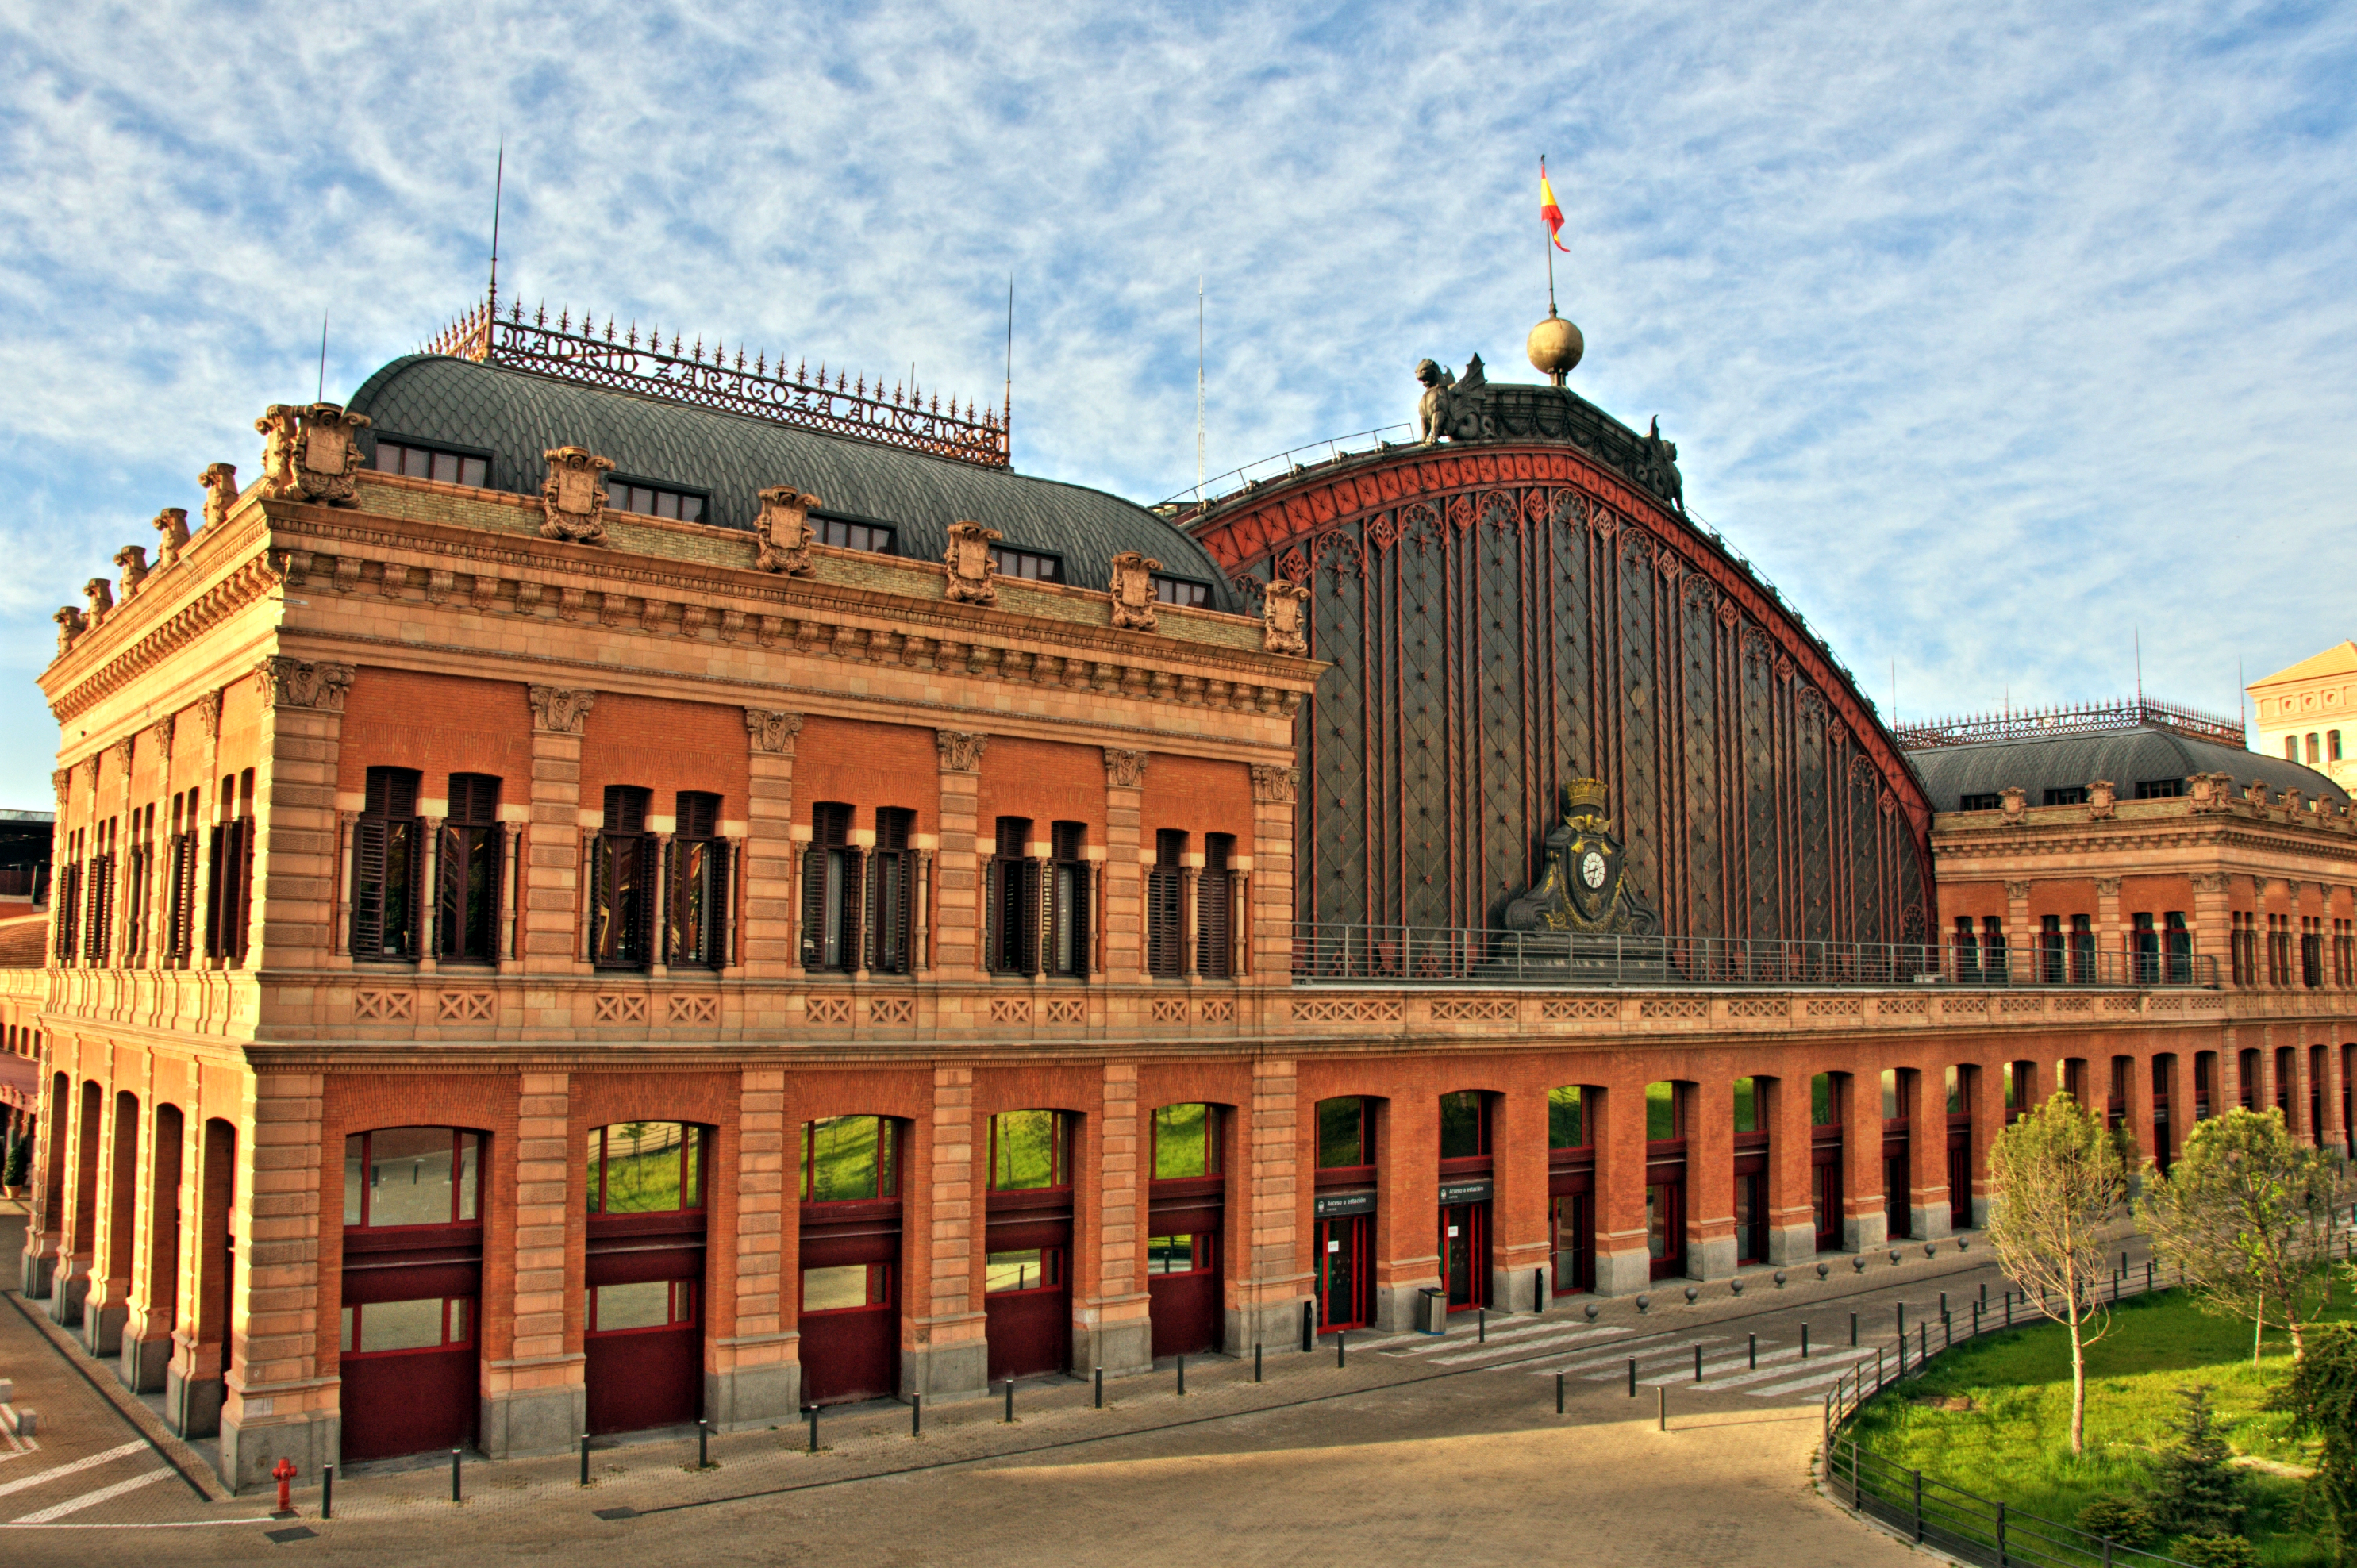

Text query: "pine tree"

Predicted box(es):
[2281, 1322, 2357, 1566]
[2147, 1385, 2245, 1539]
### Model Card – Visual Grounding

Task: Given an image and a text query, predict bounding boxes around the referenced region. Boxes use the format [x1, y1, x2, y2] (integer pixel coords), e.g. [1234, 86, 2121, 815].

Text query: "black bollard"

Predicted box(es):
[1748, 1333, 1757, 1370]
[1177, 1355, 1186, 1397]
[1897, 1302, 1906, 1336]
[912, 1392, 923, 1438]
[1302, 1301, 1315, 1353]
[1850, 1311, 1859, 1347]
[698, 1418, 709, 1469]
[1627, 1358, 1637, 1397]
[1337, 1332, 1347, 1370]
[1094, 1368, 1103, 1409]
[808, 1407, 821, 1452]
[1979, 1281, 1987, 1307]
[581, 1432, 593, 1485]
[1920, 1323, 1928, 1362]
[1535, 1268, 1547, 1314]
[1656, 1385, 1667, 1432]
[1004, 1380, 1016, 1423]
[1254, 1343, 1263, 1383]
[2146, 1260, 2154, 1292]
[322, 1464, 334, 1520]
[1940, 1292, 1948, 1317]
[1479, 1309, 1487, 1343]
[1556, 1372, 1566, 1414]
[1801, 1323, 1810, 1360]
[1694, 1344, 1704, 1382]
[451, 1448, 463, 1505]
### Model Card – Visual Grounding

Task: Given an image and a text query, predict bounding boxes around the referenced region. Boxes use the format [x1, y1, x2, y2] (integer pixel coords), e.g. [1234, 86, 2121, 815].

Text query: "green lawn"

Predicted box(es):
[1845, 1289, 2348, 1566]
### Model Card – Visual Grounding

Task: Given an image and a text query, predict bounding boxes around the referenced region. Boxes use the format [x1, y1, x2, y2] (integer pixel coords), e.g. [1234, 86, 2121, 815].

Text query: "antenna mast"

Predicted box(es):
[488, 139, 505, 320]
[1196, 276, 1206, 498]
[317, 309, 329, 403]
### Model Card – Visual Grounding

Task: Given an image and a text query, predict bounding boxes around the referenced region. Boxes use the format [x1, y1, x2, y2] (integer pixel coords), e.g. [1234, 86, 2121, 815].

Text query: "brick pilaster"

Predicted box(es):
[524, 687, 594, 972]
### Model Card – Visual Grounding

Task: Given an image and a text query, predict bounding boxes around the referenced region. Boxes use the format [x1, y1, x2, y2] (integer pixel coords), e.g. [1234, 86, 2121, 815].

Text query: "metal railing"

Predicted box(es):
[1822, 1264, 2194, 1568]
[1289, 924, 2218, 990]
[1155, 425, 1414, 513]
[1895, 697, 2245, 751]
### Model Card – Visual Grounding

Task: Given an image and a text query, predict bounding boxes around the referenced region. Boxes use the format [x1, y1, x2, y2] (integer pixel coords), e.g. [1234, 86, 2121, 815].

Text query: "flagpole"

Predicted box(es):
[1542, 154, 1558, 317]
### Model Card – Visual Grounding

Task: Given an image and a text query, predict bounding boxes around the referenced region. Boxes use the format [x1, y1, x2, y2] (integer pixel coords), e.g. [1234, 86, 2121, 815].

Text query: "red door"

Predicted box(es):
[1440, 1203, 1490, 1309]
[1646, 1179, 1685, 1279]
[1147, 1176, 1224, 1359]
[800, 1197, 902, 1405]
[338, 1289, 477, 1462]
[1315, 1214, 1371, 1330]
[585, 1269, 702, 1434]
[1549, 1191, 1594, 1295]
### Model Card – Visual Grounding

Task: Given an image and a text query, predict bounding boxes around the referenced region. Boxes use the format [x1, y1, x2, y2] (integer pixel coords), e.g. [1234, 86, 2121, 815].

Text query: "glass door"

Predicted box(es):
[1440, 1202, 1489, 1309]
[1316, 1215, 1371, 1330]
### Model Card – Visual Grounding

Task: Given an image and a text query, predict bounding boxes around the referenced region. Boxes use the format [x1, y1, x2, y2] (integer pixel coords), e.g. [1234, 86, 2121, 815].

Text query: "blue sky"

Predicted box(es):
[2, 0, 2352, 809]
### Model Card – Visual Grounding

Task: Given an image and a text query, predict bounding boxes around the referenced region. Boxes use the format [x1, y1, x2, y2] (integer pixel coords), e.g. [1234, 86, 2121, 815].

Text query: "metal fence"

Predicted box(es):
[1821, 1263, 2193, 1568]
[1290, 924, 2219, 990]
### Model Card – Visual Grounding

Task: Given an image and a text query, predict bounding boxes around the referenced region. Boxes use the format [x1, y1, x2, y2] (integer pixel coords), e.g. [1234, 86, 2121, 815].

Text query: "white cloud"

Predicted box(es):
[0, 0, 2351, 801]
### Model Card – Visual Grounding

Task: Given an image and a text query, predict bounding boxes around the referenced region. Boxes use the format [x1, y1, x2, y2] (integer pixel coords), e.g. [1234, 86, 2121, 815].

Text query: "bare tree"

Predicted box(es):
[1987, 1090, 2133, 1455]
[2143, 1107, 2347, 1365]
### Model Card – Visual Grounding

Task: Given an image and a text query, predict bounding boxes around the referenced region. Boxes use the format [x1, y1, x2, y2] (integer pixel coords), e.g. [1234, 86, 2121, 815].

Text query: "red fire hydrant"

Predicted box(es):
[272, 1456, 297, 1516]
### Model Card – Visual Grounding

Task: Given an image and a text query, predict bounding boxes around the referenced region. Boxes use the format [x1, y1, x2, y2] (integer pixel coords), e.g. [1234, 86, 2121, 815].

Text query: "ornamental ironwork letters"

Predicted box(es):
[1104, 748, 1149, 789]
[942, 520, 1002, 605]
[255, 656, 356, 712]
[528, 686, 598, 735]
[1261, 578, 1309, 656]
[1108, 551, 1160, 632]
[540, 446, 616, 544]
[256, 403, 370, 507]
[936, 729, 988, 772]
[754, 486, 821, 575]
[744, 709, 804, 754]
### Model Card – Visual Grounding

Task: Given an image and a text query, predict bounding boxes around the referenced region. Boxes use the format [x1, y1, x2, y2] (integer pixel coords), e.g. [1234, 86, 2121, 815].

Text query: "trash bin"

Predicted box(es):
[1419, 1287, 1448, 1335]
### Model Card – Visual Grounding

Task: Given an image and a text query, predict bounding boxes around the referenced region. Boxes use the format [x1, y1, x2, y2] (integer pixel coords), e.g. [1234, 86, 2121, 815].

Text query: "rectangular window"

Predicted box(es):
[2309, 734, 2323, 765]
[803, 1116, 897, 1202]
[984, 1247, 1063, 1293]
[986, 817, 1040, 975]
[1944, 1065, 1963, 1114]
[1732, 1077, 1758, 1134]
[2132, 778, 2185, 799]
[372, 439, 488, 489]
[341, 1296, 473, 1356]
[2286, 737, 2299, 761]
[1811, 1073, 1840, 1126]
[352, 767, 422, 960]
[990, 547, 1063, 582]
[2332, 731, 2344, 762]
[2042, 787, 2087, 807]
[1047, 821, 1091, 978]
[817, 516, 895, 554]
[586, 1122, 705, 1214]
[590, 786, 656, 967]
[589, 1279, 696, 1333]
[801, 803, 861, 973]
[1146, 829, 1187, 978]
[609, 480, 707, 523]
[1152, 575, 1212, 609]
[343, 1128, 482, 1228]
[1440, 1090, 1488, 1158]
[1880, 1069, 1903, 1121]
[1548, 1086, 1586, 1149]
[1645, 1082, 1680, 1141]
[1152, 1103, 1217, 1179]
[667, 790, 731, 969]
[1145, 1234, 1214, 1275]
[868, 808, 917, 975]
[1317, 1097, 1372, 1168]
[802, 1262, 890, 1313]
[1957, 793, 2003, 812]
[439, 774, 503, 962]
[1198, 833, 1235, 979]
[990, 1109, 1067, 1191]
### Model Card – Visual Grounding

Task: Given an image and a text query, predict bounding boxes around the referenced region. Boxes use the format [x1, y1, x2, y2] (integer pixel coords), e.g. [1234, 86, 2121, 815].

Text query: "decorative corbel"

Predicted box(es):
[52, 605, 86, 655]
[83, 578, 114, 630]
[744, 709, 804, 755]
[527, 685, 598, 735]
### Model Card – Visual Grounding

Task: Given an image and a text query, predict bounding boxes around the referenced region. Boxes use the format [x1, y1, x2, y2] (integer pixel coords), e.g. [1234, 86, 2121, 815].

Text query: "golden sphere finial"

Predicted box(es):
[1526, 312, 1583, 386]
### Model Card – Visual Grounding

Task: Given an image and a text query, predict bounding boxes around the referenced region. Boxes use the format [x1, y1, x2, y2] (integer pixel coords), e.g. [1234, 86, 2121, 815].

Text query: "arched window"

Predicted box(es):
[343, 1128, 481, 1227]
[802, 1116, 898, 1202]
[989, 1110, 1069, 1191]
[1439, 1091, 1488, 1158]
[1315, 1097, 1374, 1168]
[1151, 1104, 1220, 1179]
[585, 1121, 706, 1214]
[1547, 1086, 1587, 1149]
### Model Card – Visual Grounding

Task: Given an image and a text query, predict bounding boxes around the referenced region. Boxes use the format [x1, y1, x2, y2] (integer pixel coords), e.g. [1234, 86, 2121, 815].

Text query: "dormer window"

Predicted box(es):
[992, 547, 1063, 582]
[816, 516, 895, 555]
[610, 480, 706, 523]
[373, 439, 488, 488]
[1152, 574, 1210, 609]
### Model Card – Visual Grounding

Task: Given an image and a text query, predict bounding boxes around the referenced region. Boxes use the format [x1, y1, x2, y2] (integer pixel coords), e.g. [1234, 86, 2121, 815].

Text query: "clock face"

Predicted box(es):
[1580, 849, 1608, 890]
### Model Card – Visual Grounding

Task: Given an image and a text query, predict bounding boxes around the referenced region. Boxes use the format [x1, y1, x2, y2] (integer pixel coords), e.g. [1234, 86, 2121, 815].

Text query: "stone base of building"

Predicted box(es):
[1686, 1235, 1738, 1281]
[167, 1369, 222, 1439]
[706, 1360, 800, 1432]
[902, 1338, 990, 1402]
[221, 1410, 337, 1495]
[121, 1333, 171, 1394]
[45, 1266, 87, 1326]
[1766, 1220, 1817, 1266]
[1075, 1317, 1152, 1381]
[1910, 1204, 1952, 1243]
[1490, 1263, 1547, 1313]
[1594, 1247, 1650, 1297]
[1374, 1275, 1442, 1332]
[18, 1248, 53, 1300]
[81, 1297, 125, 1357]
[1842, 1213, 1889, 1254]
[1225, 1297, 1309, 1357]
[479, 1385, 585, 1459]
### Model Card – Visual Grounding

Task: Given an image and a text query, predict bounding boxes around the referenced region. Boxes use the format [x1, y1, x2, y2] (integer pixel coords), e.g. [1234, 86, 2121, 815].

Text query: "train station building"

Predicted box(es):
[10, 293, 2355, 1490]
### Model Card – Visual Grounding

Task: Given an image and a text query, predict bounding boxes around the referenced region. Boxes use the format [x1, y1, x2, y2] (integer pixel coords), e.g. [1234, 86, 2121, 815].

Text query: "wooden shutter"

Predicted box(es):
[841, 848, 865, 970]
[800, 844, 828, 969]
[352, 816, 388, 956]
[586, 833, 610, 963]
[632, 834, 659, 964]
[709, 840, 732, 970]
[436, 823, 463, 959]
[1197, 870, 1232, 978]
[1146, 868, 1184, 977]
[1067, 863, 1091, 978]
[203, 827, 224, 959]
[1016, 859, 1042, 976]
[53, 863, 77, 963]
[232, 821, 255, 964]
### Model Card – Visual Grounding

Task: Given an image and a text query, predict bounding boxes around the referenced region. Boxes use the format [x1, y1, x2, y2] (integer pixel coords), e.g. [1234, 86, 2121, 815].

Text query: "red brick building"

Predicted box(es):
[11, 301, 2354, 1490]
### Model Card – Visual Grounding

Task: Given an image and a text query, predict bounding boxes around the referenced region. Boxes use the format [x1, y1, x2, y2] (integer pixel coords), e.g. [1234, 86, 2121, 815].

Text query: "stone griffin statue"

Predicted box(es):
[256, 403, 370, 507]
[540, 446, 616, 545]
[1416, 355, 1490, 445]
[754, 486, 822, 574]
[1502, 779, 1660, 936]
[1260, 577, 1309, 656]
[1108, 551, 1159, 632]
[197, 464, 238, 533]
[942, 519, 1002, 606]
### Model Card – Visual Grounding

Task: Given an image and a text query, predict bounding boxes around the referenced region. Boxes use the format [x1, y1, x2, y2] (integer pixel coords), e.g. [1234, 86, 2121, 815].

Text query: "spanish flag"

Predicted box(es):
[1540, 159, 1570, 253]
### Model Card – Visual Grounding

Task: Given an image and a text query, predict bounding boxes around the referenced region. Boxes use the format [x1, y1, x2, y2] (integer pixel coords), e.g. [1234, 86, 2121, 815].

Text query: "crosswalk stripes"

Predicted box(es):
[1743, 1348, 1882, 1398]
[1423, 1325, 1628, 1367]
[11, 1466, 171, 1524]
[1377, 1316, 1586, 1358]
[1536, 1336, 1730, 1378]
[0, 1442, 149, 1502]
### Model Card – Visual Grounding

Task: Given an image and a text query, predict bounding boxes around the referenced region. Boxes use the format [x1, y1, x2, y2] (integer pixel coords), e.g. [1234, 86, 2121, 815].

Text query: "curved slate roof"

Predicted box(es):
[1909, 724, 2347, 811]
[344, 355, 1240, 611]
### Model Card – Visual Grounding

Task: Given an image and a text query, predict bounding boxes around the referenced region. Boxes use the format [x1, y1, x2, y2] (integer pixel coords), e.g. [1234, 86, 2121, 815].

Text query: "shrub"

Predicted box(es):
[2077, 1495, 2160, 1549]
[2148, 1385, 2245, 1539]
[2, 1134, 26, 1187]
[2171, 1535, 2260, 1568]
[2279, 1321, 2357, 1566]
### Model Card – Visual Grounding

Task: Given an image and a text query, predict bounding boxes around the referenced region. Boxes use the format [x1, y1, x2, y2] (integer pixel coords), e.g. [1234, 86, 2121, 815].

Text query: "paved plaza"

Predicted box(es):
[0, 1218, 2090, 1566]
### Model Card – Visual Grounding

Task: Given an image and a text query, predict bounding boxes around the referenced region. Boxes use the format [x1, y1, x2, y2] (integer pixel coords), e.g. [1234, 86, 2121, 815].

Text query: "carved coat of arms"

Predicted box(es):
[1109, 551, 1159, 631]
[755, 486, 822, 575]
[540, 446, 616, 544]
[256, 403, 371, 507]
[943, 520, 1002, 605]
[1502, 780, 1660, 936]
[1261, 578, 1309, 656]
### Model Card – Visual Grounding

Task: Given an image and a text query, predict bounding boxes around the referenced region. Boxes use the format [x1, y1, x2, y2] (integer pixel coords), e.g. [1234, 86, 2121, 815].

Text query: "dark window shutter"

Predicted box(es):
[1147, 868, 1184, 977]
[1072, 862, 1091, 978]
[436, 823, 463, 958]
[203, 828, 224, 959]
[632, 834, 659, 963]
[586, 834, 611, 963]
[232, 821, 255, 964]
[352, 817, 388, 956]
[711, 840, 732, 968]
[1017, 859, 1042, 975]
[1198, 870, 1232, 978]
[800, 844, 827, 969]
[841, 847, 865, 970]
